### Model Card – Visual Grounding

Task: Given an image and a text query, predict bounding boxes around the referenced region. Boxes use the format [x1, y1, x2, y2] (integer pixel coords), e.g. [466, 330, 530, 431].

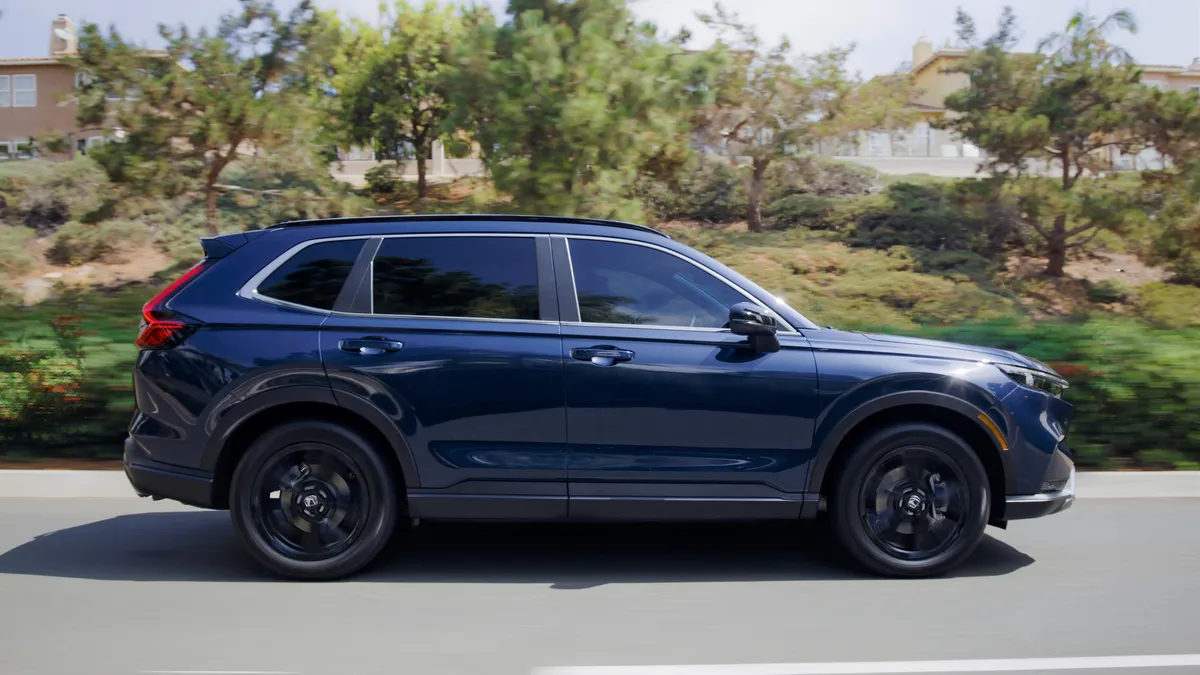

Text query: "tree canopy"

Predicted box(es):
[448, 0, 718, 220]
[329, 1, 464, 199]
[941, 6, 1148, 275]
[71, 0, 334, 234]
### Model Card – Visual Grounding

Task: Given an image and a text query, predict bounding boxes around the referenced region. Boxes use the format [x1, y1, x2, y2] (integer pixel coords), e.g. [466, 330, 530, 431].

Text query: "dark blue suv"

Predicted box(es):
[124, 215, 1075, 580]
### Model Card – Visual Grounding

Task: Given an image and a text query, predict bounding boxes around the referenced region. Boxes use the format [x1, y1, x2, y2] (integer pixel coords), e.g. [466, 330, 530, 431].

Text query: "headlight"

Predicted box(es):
[996, 364, 1068, 398]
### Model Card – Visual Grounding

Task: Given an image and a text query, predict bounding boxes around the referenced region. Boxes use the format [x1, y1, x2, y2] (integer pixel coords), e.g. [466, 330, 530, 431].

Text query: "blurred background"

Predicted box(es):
[1, 0, 1200, 474]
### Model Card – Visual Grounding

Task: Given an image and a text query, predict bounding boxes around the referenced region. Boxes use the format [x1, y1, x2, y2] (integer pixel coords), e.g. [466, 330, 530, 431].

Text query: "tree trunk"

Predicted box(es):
[747, 158, 769, 233]
[416, 154, 428, 199]
[1045, 213, 1067, 277]
[204, 184, 219, 236]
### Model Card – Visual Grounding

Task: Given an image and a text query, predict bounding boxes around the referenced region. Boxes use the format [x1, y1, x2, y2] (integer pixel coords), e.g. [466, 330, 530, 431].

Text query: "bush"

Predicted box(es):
[850, 182, 982, 252]
[1134, 282, 1200, 328]
[848, 179, 1018, 258]
[46, 220, 151, 265]
[634, 157, 746, 224]
[1084, 279, 1129, 304]
[763, 194, 837, 229]
[364, 164, 402, 196]
[768, 157, 878, 198]
[0, 158, 110, 233]
[0, 226, 38, 277]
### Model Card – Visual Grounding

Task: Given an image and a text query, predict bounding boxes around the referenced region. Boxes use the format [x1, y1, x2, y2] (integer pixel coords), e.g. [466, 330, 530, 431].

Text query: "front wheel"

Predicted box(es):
[830, 423, 990, 578]
[230, 421, 399, 580]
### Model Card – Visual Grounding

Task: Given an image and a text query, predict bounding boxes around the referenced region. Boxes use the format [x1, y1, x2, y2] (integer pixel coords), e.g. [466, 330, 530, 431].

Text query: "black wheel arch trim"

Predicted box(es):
[806, 390, 1014, 496]
[200, 385, 421, 490]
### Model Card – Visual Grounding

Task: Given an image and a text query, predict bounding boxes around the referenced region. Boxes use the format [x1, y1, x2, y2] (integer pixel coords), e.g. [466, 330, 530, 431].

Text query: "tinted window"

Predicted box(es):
[373, 237, 539, 320]
[258, 239, 365, 310]
[569, 239, 747, 328]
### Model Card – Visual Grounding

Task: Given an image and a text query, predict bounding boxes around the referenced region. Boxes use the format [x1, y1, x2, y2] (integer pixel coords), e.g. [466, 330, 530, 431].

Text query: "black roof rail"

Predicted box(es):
[267, 213, 671, 239]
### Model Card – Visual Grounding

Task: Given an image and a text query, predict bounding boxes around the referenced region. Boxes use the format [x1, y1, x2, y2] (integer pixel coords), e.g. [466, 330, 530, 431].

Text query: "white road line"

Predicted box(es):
[532, 654, 1200, 675]
[138, 671, 298, 674]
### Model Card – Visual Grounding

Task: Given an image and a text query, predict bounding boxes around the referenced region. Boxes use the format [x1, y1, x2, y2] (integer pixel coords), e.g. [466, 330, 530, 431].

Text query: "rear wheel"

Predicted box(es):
[830, 423, 990, 578]
[230, 421, 398, 580]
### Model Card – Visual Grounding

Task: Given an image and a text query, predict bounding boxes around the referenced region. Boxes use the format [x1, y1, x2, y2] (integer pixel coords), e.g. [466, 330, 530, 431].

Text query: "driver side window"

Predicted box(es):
[568, 238, 748, 328]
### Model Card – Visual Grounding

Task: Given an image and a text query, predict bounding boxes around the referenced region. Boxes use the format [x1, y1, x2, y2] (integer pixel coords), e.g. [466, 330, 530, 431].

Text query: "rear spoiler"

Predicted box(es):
[198, 230, 269, 259]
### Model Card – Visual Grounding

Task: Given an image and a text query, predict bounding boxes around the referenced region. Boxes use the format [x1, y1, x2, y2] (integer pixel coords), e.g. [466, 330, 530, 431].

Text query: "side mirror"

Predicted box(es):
[729, 302, 780, 353]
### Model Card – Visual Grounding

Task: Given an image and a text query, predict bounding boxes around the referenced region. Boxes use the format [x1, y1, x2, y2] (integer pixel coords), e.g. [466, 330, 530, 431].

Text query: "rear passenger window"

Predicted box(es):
[372, 236, 539, 320]
[257, 239, 365, 310]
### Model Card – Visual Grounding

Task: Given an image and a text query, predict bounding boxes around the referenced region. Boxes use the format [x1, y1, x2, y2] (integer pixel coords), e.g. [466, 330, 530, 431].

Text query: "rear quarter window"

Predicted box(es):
[257, 239, 365, 310]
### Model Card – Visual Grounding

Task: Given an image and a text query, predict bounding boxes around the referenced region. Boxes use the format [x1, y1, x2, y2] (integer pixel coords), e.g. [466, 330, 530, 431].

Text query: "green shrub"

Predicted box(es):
[0, 226, 38, 276]
[764, 194, 837, 229]
[850, 182, 982, 252]
[1134, 282, 1200, 329]
[634, 157, 746, 224]
[364, 164, 403, 196]
[768, 157, 877, 198]
[46, 220, 151, 265]
[1084, 279, 1129, 304]
[0, 158, 110, 233]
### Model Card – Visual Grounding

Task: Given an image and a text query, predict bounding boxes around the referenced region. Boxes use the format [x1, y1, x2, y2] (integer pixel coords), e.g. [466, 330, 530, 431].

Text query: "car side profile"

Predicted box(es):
[124, 215, 1076, 580]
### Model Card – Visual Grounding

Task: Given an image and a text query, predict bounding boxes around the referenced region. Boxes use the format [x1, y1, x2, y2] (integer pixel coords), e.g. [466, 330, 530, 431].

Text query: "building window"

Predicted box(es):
[13, 75, 36, 107]
[11, 139, 35, 159]
[0, 76, 9, 107]
[1190, 85, 1200, 94]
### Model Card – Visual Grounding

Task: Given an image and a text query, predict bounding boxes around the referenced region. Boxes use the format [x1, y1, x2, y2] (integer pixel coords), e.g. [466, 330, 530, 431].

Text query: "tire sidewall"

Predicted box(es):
[230, 421, 398, 580]
[832, 423, 991, 577]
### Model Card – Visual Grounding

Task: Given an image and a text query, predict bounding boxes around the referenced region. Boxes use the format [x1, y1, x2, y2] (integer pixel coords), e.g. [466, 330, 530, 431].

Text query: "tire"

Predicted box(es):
[830, 422, 990, 578]
[230, 420, 399, 580]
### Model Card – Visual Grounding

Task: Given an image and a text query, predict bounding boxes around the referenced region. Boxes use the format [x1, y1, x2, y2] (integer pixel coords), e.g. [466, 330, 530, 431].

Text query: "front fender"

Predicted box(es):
[806, 373, 1016, 495]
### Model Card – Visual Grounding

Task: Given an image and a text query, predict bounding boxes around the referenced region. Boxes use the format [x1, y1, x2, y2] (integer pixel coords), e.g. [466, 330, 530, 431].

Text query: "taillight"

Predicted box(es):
[135, 261, 211, 350]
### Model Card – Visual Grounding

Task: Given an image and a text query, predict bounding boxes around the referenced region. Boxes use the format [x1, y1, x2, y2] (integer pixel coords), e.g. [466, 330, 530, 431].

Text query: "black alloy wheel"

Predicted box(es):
[830, 423, 990, 578]
[231, 421, 399, 580]
[858, 446, 968, 560]
[250, 444, 367, 560]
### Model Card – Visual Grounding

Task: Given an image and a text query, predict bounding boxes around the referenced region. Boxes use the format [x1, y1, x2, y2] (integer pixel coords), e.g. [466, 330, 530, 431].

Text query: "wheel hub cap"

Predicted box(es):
[294, 481, 335, 521]
[899, 487, 928, 517]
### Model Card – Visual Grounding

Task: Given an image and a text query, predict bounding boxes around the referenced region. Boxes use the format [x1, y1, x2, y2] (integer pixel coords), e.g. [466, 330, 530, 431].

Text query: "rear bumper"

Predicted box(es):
[1006, 465, 1076, 520]
[123, 437, 217, 509]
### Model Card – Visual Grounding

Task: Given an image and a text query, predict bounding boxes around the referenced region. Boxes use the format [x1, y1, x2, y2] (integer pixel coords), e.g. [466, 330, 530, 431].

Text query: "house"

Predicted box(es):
[829, 37, 1195, 175]
[0, 15, 111, 160]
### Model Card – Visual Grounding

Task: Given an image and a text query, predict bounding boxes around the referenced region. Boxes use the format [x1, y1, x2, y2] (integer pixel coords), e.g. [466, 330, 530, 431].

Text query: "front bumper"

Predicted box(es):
[123, 437, 217, 509]
[1005, 465, 1076, 520]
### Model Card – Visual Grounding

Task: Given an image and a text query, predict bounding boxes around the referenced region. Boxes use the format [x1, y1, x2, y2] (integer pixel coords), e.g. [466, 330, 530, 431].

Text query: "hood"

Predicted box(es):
[859, 333, 1058, 375]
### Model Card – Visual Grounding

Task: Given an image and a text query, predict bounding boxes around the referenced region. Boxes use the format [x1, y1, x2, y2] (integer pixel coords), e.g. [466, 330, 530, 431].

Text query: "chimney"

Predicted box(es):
[50, 15, 77, 56]
[913, 37, 933, 70]
[1190, 57, 1200, 70]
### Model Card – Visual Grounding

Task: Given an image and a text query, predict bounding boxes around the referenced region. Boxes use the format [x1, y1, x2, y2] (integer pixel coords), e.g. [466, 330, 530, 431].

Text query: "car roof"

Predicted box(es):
[267, 214, 671, 240]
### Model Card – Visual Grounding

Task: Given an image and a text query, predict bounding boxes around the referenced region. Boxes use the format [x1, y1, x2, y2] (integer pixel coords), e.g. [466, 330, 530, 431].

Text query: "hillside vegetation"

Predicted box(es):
[2, 157, 1200, 470]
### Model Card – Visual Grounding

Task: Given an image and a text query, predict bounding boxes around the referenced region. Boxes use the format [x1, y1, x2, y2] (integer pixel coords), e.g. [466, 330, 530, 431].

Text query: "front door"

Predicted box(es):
[558, 237, 821, 520]
[321, 234, 567, 519]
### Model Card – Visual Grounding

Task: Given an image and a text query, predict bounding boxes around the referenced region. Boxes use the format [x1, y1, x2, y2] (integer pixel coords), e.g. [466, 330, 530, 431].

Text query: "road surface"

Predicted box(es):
[0, 497, 1198, 675]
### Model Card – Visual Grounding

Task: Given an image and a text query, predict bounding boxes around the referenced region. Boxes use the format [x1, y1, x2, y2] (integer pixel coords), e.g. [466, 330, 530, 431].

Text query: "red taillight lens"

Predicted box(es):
[135, 261, 211, 350]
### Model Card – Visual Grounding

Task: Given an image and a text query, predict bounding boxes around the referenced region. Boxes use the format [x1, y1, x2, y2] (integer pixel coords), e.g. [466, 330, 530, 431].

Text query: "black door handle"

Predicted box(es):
[571, 347, 634, 366]
[339, 337, 404, 355]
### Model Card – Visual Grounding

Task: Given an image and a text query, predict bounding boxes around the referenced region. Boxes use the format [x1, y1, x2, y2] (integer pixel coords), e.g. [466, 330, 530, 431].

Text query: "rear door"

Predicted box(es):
[320, 234, 567, 519]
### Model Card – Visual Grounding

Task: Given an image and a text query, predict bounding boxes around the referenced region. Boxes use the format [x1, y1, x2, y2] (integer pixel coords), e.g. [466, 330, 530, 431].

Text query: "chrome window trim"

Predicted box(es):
[237, 235, 374, 315]
[240, 232, 550, 325]
[562, 235, 796, 333]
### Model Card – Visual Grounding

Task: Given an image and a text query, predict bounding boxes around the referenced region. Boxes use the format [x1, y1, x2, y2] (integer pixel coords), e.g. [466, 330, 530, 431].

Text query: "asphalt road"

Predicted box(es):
[0, 497, 1198, 675]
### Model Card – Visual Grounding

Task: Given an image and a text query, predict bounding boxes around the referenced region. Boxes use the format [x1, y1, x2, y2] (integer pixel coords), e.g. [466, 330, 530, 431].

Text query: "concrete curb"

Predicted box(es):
[1, 469, 1199, 500]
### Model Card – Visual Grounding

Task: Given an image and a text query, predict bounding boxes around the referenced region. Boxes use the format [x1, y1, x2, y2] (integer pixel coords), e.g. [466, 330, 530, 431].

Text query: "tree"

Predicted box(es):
[696, 4, 914, 232]
[71, 0, 332, 235]
[1038, 9, 1138, 65]
[449, 0, 717, 220]
[940, 7, 1146, 276]
[330, 1, 463, 199]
